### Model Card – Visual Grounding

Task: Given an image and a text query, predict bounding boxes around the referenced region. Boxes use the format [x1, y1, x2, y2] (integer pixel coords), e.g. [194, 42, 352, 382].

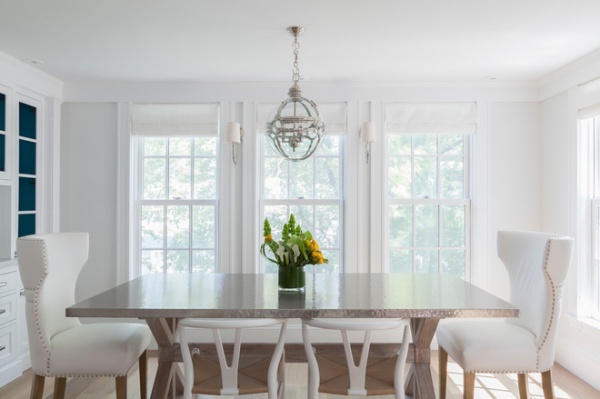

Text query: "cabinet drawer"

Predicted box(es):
[0, 323, 16, 367]
[0, 292, 17, 325]
[0, 270, 17, 295]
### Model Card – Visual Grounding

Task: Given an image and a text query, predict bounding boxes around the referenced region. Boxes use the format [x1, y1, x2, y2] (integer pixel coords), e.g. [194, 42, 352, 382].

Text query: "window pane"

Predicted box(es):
[143, 158, 166, 199]
[388, 156, 411, 199]
[315, 250, 339, 273]
[169, 158, 191, 199]
[290, 161, 313, 199]
[389, 205, 412, 248]
[193, 250, 215, 273]
[413, 157, 437, 199]
[195, 137, 217, 156]
[441, 250, 465, 277]
[166, 249, 189, 273]
[264, 158, 288, 199]
[387, 135, 411, 155]
[390, 249, 412, 273]
[316, 158, 340, 199]
[413, 135, 436, 155]
[141, 250, 164, 274]
[166, 206, 189, 248]
[194, 158, 216, 199]
[169, 138, 193, 156]
[416, 250, 439, 273]
[439, 135, 463, 156]
[315, 205, 340, 248]
[289, 205, 315, 233]
[144, 137, 166, 156]
[440, 158, 464, 198]
[263, 205, 289, 237]
[415, 205, 439, 247]
[441, 205, 465, 247]
[315, 135, 339, 156]
[141, 205, 164, 248]
[193, 205, 215, 248]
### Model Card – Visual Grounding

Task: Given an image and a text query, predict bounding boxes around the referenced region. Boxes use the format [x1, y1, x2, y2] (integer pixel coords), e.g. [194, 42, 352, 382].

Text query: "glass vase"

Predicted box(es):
[278, 265, 306, 291]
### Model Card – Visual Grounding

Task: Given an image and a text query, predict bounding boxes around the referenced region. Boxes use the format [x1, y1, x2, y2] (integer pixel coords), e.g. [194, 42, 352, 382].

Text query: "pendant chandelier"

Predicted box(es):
[266, 26, 325, 162]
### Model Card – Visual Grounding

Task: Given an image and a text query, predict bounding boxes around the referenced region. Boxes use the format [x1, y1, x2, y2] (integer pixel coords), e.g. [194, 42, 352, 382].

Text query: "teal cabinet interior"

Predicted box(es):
[17, 101, 36, 237]
[0, 93, 5, 172]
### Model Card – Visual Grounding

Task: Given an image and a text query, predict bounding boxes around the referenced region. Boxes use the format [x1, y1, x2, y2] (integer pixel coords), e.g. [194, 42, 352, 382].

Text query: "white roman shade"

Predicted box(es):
[385, 102, 477, 134]
[578, 103, 600, 120]
[257, 102, 347, 134]
[131, 103, 219, 136]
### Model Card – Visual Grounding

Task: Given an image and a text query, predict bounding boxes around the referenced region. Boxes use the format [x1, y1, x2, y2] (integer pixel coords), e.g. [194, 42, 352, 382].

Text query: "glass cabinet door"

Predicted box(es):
[0, 87, 9, 180]
[17, 98, 38, 237]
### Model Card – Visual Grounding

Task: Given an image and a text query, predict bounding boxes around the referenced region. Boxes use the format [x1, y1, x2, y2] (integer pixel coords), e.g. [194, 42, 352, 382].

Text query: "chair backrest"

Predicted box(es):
[302, 318, 410, 398]
[16, 232, 89, 373]
[497, 230, 573, 369]
[178, 318, 287, 398]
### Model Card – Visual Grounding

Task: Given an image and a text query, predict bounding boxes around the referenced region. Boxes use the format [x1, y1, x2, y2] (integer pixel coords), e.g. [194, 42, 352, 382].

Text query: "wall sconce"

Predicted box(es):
[361, 122, 376, 163]
[226, 122, 244, 164]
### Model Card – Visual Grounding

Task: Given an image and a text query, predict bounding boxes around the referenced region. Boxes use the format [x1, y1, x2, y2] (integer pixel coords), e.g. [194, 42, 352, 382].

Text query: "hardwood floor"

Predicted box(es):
[1, 351, 598, 399]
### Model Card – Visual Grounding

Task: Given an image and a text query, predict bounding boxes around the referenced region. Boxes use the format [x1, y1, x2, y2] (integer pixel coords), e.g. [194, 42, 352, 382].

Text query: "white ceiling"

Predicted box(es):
[2, 0, 600, 84]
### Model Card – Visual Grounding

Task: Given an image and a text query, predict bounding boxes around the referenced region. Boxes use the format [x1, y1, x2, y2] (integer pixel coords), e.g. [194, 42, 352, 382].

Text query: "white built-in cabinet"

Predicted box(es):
[0, 78, 46, 387]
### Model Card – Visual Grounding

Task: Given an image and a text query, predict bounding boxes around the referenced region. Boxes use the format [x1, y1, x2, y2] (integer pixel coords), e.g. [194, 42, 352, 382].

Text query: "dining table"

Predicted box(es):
[66, 272, 518, 399]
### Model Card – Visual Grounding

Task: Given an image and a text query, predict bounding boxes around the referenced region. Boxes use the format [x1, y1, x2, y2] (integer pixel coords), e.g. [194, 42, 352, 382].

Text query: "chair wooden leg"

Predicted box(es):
[30, 374, 45, 399]
[463, 372, 475, 399]
[517, 373, 529, 399]
[53, 377, 67, 399]
[541, 370, 555, 399]
[439, 347, 448, 399]
[139, 350, 148, 399]
[115, 376, 127, 399]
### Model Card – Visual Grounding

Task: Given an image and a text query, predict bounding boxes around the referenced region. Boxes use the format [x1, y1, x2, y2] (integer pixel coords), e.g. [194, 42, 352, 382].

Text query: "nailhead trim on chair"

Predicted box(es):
[21, 237, 129, 379]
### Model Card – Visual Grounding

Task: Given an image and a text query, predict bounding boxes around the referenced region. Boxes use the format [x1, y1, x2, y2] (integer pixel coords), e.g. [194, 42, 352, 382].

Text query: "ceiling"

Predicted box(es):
[2, 0, 600, 84]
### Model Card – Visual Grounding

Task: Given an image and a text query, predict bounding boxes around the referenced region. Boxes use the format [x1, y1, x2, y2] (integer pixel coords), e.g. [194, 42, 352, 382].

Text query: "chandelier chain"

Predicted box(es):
[292, 36, 300, 83]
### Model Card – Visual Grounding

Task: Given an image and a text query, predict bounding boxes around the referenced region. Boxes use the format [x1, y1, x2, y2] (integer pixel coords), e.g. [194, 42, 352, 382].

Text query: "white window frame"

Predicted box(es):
[579, 115, 600, 321]
[128, 103, 220, 278]
[132, 136, 219, 275]
[381, 102, 476, 279]
[383, 133, 472, 278]
[257, 102, 347, 274]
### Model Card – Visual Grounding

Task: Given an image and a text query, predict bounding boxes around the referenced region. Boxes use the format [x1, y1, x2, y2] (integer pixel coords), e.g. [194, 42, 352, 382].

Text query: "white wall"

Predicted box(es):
[60, 103, 119, 300]
[60, 83, 540, 295]
[487, 102, 543, 299]
[540, 87, 600, 390]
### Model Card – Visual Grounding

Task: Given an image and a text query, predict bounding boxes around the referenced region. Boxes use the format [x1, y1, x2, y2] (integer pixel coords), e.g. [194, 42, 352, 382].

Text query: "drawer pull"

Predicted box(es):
[0, 282, 7, 288]
[0, 345, 5, 351]
[0, 309, 5, 314]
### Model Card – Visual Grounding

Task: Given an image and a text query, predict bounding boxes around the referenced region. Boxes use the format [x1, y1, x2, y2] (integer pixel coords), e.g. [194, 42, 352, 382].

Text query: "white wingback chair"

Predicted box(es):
[436, 230, 574, 399]
[16, 232, 152, 399]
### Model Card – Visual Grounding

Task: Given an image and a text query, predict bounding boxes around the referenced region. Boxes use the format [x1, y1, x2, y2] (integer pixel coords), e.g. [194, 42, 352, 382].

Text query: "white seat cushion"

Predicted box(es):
[436, 319, 538, 373]
[48, 323, 151, 376]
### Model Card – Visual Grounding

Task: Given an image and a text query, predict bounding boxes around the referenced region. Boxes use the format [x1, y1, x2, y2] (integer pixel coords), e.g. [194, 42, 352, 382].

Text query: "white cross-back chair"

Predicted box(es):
[16, 232, 152, 399]
[178, 318, 288, 399]
[302, 318, 411, 399]
[436, 230, 574, 399]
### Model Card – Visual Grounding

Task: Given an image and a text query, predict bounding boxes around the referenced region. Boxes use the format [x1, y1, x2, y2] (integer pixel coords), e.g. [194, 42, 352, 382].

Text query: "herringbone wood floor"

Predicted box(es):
[1, 351, 598, 399]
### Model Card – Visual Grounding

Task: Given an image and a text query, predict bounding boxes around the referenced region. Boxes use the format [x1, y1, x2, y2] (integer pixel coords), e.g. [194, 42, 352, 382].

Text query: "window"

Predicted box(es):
[258, 103, 346, 274]
[579, 111, 600, 321]
[384, 103, 475, 279]
[131, 104, 219, 276]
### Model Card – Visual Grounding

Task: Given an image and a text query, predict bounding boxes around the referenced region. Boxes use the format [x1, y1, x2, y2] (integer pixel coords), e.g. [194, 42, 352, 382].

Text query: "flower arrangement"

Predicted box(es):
[260, 214, 328, 268]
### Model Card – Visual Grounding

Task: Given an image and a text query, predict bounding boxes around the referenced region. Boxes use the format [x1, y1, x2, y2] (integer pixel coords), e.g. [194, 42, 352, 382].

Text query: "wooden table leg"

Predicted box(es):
[144, 317, 183, 399]
[405, 317, 440, 399]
